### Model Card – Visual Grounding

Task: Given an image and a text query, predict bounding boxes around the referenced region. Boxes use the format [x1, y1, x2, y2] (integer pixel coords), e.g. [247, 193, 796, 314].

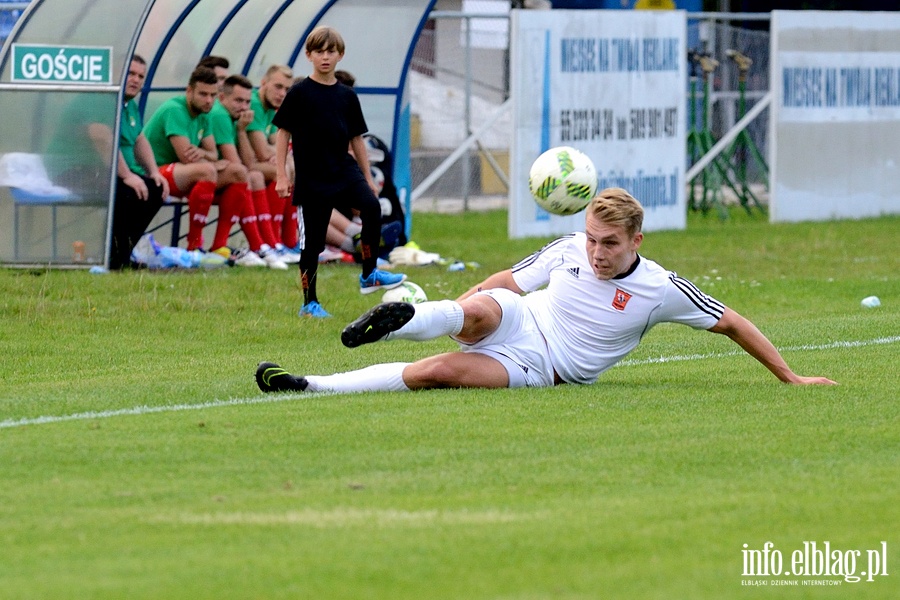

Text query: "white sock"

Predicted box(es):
[339, 236, 356, 253]
[385, 300, 464, 342]
[306, 362, 410, 393]
[340, 223, 363, 253]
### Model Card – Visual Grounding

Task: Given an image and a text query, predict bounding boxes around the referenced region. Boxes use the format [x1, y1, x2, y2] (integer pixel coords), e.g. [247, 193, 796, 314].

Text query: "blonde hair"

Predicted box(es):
[305, 26, 345, 54]
[263, 64, 293, 80]
[586, 188, 644, 237]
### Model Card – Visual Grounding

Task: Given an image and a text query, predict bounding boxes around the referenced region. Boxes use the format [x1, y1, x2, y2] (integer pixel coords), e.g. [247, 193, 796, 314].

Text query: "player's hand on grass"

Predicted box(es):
[787, 375, 838, 385]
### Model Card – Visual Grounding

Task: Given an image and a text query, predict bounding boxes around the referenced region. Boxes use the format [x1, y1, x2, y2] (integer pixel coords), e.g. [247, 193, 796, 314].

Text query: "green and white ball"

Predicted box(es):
[528, 146, 598, 216]
[381, 281, 428, 304]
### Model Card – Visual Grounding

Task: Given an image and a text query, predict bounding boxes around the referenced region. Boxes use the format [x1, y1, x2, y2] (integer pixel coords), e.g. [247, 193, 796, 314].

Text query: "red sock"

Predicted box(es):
[239, 187, 266, 251]
[186, 180, 216, 250]
[281, 201, 300, 250]
[252, 188, 279, 248]
[213, 183, 249, 251]
[266, 182, 285, 246]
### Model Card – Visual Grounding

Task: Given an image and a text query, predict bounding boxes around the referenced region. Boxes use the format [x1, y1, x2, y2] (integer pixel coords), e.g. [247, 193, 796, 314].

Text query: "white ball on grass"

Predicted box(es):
[382, 281, 428, 304]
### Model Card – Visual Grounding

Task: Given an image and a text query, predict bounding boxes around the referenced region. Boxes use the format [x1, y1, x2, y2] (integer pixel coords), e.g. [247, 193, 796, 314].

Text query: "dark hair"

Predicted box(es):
[222, 74, 253, 94]
[197, 55, 230, 70]
[334, 69, 355, 87]
[188, 66, 219, 87]
[131, 54, 146, 66]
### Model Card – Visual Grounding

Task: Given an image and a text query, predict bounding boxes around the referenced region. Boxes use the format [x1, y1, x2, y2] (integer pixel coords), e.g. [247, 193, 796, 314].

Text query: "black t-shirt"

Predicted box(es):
[273, 78, 368, 199]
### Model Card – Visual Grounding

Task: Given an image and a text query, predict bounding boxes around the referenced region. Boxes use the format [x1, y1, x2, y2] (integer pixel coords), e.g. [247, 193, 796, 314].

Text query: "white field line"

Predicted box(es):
[150, 507, 549, 528]
[616, 335, 900, 367]
[2, 336, 898, 430]
[0, 391, 328, 430]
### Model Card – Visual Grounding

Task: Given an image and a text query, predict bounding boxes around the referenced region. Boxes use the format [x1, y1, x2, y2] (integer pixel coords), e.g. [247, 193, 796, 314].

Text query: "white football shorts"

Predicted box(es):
[456, 288, 557, 388]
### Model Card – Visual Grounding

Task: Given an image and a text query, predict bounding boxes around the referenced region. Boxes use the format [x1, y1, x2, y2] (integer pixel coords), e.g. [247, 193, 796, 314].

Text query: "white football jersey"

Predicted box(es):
[512, 232, 725, 384]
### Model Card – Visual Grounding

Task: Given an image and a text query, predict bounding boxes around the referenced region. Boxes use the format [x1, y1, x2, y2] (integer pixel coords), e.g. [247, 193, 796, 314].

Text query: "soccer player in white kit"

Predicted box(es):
[256, 188, 837, 393]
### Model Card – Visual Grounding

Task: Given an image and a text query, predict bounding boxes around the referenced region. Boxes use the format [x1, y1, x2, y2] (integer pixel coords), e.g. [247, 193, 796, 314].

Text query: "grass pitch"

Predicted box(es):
[0, 210, 898, 599]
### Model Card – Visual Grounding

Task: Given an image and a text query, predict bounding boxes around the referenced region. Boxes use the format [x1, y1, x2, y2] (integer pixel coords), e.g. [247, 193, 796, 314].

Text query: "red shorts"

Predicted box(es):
[159, 164, 187, 198]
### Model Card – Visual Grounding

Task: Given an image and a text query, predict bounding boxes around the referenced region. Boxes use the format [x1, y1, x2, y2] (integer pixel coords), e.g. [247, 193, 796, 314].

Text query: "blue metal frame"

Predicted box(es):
[0, 0, 44, 73]
[391, 2, 437, 154]
[284, 1, 334, 68]
[202, 0, 250, 63]
[140, 0, 203, 116]
[137, 0, 437, 156]
[126, 0, 437, 249]
[242, 0, 322, 75]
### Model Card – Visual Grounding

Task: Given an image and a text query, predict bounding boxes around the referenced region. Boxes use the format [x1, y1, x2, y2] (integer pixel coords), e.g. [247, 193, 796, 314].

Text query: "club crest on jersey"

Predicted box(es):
[612, 288, 632, 311]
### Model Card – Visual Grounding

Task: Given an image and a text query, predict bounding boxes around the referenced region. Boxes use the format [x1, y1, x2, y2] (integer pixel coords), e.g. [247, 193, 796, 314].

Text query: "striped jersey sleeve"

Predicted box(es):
[511, 234, 576, 293]
[667, 273, 726, 321]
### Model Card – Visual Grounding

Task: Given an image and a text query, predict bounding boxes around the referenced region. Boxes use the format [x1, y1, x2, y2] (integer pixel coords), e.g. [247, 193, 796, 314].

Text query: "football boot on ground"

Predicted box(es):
[256, 362, 308, 393]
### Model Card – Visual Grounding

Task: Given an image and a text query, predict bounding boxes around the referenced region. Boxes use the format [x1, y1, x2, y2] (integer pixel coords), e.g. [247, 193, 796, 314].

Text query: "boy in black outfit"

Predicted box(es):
[273, 26, 406, 318]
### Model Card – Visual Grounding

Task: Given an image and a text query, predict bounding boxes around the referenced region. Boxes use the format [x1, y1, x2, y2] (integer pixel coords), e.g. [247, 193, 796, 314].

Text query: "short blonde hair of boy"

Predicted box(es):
[586, 188, 644, 237]
[305, 26, 345, 55]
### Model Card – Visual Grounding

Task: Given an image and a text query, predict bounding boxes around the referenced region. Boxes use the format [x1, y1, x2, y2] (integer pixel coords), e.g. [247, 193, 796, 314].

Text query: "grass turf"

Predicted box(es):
[0, 209, 898, 599]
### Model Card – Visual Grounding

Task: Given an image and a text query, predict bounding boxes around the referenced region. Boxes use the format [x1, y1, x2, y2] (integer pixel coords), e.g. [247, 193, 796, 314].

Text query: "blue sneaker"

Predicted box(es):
[299, 301, 332, 318]
[359, 269, 407, 295]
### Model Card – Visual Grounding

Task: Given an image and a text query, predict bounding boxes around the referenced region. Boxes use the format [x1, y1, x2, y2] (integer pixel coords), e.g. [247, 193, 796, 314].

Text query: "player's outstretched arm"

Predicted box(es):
[708, 308, 838, 385]
[456, 269, 523, 302]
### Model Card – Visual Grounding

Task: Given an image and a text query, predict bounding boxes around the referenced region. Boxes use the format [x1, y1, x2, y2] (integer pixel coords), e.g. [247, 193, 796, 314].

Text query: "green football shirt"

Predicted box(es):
[208, 100, 237, 158]
[142, 96, 211, 166]
[247, 88, 277, 138]
[119, 98, 144, 175]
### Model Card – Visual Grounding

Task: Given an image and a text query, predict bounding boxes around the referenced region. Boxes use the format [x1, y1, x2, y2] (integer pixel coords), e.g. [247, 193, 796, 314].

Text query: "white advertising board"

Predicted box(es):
[770, 11, 900, 222]
[509, 9, 687, 238]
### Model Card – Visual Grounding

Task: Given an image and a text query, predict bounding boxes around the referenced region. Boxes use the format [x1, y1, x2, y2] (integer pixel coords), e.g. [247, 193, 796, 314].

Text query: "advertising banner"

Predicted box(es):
[509, 9, 686, 238]
[769, 11, 900, 222]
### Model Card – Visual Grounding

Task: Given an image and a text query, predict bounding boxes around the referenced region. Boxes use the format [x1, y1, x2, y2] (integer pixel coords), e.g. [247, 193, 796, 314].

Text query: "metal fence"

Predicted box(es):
[408, 9, 773, 211]
[409, 7, 514, 211]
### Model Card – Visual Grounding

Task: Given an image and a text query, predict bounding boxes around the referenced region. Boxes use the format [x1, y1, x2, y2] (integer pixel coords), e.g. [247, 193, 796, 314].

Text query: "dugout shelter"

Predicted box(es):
[0, 0, 435, 267]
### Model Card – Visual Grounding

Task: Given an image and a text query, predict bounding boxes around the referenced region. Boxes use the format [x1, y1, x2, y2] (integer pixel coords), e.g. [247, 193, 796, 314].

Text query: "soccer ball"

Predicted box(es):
[381, 281, 428, 304]
[528, 146, 598, 216]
